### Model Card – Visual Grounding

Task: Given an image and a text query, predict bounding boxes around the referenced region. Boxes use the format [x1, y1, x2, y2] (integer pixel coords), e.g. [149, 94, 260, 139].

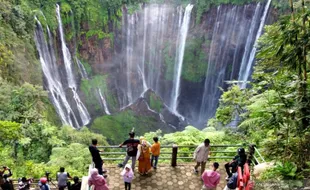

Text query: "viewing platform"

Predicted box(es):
[103, 163, 228, 190]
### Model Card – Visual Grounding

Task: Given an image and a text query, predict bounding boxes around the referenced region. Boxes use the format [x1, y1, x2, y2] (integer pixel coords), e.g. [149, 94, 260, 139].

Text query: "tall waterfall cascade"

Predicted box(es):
[197, 2, 271, 125]
[35, 1, 272, 129]
[34, 18, 79, 127]
[238, 0, 272, 89]
[170, 4, 194, 114]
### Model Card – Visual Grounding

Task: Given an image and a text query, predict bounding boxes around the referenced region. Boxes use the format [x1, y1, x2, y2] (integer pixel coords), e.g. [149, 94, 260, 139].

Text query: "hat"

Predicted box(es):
[40, 177, 47, 184]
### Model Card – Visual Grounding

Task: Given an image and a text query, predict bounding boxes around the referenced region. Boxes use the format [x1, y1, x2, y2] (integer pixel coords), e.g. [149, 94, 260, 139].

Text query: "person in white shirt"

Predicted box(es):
[57, 167, 71, 190]
[193, 139, 211, 174]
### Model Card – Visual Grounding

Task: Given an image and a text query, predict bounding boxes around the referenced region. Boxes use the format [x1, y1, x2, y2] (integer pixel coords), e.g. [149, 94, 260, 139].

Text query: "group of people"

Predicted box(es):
[0, 166, 81, 190]
[193, 138, 247, 190]
[88, 132, 161, 190]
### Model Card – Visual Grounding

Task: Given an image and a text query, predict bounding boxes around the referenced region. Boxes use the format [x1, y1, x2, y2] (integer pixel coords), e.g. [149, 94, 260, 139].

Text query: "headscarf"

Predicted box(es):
[121, 164, 133, 176]
[89, 168, 104, 183]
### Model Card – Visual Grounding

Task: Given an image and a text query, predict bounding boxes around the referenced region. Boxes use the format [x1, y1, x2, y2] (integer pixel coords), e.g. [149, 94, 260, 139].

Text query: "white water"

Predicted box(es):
[56, 4, 76, 88]
[238, 0, 271, 89]
[170, 4, 194, 113]
[141, 6, 148, 93]
[98, 88, 111, 115]
[76, 57, 89, 79]
[56, 4, 91, 126]
[34, 17, 80, 127]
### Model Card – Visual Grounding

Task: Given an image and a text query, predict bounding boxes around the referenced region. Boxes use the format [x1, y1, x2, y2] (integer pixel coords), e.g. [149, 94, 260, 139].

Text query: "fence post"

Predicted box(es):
[171, 144, 178, 167]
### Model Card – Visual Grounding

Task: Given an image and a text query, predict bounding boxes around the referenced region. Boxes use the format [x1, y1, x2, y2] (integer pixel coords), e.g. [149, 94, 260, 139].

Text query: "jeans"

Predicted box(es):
[151, 155, 159, 168]
[122, 155, 136, 170]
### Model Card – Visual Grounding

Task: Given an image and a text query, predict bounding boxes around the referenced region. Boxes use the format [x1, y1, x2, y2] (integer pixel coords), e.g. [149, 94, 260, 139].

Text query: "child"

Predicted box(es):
[151, 137, 160, 169]
[201, 162, 220, 190]
[121, 164, 134, 190]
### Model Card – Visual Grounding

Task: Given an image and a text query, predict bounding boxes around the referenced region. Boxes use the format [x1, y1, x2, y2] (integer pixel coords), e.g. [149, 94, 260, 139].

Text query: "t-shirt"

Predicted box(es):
[151, 142, 160, 156]
[57, 172, 70, 187]
[89, 145, 103, 163]
[122, 139, 140, 156]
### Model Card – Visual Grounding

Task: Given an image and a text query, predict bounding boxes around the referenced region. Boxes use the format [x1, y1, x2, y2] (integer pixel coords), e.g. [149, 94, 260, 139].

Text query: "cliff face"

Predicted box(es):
[65, 2, 275, 129]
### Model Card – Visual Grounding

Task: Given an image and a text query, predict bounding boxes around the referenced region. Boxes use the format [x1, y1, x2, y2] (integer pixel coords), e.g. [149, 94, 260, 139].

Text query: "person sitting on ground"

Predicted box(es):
[88, 168, 109, 190]
[225, 147, 246, 180]
[57, 167, 72, 190]
[151, 137, 160, 169]
[118, 132, 140, 171]
[0, 167, 13, 190]
[71, 176, 81, 190]
[18, 177, 33, 190]
[193, 139, 211, 174]
[89, 139, 106, 175]
[201, 162, 220, 190]
[121, 164, 134, 190]
[38, 177, 50, 190]
[224, 167, 238, 190]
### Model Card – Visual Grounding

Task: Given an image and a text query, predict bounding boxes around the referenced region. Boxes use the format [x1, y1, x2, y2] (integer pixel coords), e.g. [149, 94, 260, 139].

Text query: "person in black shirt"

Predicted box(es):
[119, 132, 140, 171]
[225, 147, 247, 180]
[89, 139, 105, 175]
[71, 176, 81, 190]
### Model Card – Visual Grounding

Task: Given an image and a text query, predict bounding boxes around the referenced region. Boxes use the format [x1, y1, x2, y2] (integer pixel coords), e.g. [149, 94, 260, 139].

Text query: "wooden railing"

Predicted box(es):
[97, 144, 248, 166]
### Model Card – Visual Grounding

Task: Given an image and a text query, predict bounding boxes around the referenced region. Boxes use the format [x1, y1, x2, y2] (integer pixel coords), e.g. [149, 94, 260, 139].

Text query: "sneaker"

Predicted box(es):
[193, 168, 198, 174]
[153, 167, 157, 170]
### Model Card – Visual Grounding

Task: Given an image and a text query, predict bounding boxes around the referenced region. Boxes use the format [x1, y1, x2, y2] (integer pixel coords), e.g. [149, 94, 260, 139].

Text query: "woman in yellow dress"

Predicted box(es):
[136, 138, 152, 175]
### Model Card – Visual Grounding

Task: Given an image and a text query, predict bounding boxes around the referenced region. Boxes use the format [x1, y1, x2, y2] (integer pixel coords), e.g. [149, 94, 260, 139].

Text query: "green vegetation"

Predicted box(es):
[149, 93, 163, 112]
[182, 37, 208, 82]
[210, 5, 310, 179]
[81, 75, 118, 112]
[90, 110, 160, 144]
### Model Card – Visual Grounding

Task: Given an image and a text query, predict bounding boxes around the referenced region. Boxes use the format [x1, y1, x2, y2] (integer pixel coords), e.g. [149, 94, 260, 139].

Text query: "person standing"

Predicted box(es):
[118, 132, 140, 171]
[56, 167, 71, 190]
[120, 164, 134, 190]
[136, 139, 152, 175]
[193, 139, 211, 174]
[88, 168, 109, 190]
[151, 137, 160, 169]
[201, 162, 220, 190]
[89, 139, 105, 175]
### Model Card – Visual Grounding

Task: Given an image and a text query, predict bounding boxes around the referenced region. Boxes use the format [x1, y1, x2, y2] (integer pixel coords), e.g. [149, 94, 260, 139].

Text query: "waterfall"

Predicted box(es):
[56, 4, 76, 88]
[238, 0, 271, 89]
[34, 17, 79, 127]
[198, 3, 268, 125]
[98, 88, 111, 115]
[76, 57, 89, 79]
[56, 4, 91, 126]
[170, 4, 194, 114]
